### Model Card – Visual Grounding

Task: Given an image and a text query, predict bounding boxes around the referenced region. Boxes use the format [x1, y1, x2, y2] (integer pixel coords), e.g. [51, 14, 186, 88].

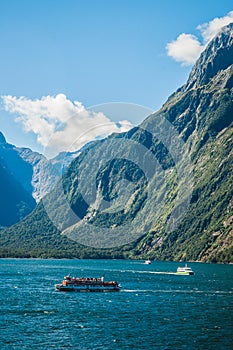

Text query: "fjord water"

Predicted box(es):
[0, 259, 232, 349]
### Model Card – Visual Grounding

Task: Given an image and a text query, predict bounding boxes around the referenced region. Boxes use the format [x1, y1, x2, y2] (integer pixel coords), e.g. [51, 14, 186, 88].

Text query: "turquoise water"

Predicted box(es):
[0, 259, 232, 349]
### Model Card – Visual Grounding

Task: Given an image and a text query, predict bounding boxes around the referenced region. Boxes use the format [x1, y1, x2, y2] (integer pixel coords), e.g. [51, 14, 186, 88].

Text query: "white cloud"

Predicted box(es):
[166, 11, 233, 66]
[198, 11, 233, 43]
[166, 33, 203, 66]
[1, 94, 133, 157]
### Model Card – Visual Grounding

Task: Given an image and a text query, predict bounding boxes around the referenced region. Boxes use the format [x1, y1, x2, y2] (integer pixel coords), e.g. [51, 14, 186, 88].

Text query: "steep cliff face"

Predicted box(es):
[137, 23, 233, 262]
[185, 23, 233, 90]
[0, 133, 81, 226]
[0, 132, 6, 144]
[1, 24, 232, 261]
[158, 23, 233, 145]
[0, 158, 36, 227]
[0, 134, 36, 226]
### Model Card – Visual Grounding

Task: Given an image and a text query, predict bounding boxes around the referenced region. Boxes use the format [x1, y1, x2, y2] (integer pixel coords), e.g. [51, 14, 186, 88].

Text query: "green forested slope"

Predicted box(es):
[1, 24, 232, 262]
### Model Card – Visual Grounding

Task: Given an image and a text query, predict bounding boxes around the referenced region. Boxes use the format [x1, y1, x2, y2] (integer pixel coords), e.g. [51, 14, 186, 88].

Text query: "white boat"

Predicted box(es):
[144, 260, 152, 265]
[176, 264, 194, 275]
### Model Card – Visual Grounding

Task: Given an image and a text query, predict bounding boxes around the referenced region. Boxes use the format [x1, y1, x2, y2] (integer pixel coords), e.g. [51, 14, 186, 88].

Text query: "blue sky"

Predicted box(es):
[0, 0, 232, 154]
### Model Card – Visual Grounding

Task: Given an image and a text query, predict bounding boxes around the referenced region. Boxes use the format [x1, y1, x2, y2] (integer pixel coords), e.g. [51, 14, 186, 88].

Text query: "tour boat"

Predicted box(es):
[55, 275, 121, 292]
[176, 264, 194, 275]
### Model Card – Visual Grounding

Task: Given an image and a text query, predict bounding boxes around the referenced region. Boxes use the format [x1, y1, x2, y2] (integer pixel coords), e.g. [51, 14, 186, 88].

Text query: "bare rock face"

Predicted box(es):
[0, 132, 6, 144]
[0, 133, 81, 226]
[0, 135, 81, 203]
[185, 23, 233, 90]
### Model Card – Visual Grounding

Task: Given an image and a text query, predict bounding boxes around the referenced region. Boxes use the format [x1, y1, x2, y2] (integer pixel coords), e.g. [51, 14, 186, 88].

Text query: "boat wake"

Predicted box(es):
[96, 267, 182, 275]
[121, 289, 233, 294]
[119, 269, 177, 275]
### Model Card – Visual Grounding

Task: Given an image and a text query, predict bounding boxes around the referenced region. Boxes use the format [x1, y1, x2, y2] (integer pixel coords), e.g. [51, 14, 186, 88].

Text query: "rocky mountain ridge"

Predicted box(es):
[185, 23, 233, 90]
[1, 24, 232, 261]
[0, 132, 81, 226]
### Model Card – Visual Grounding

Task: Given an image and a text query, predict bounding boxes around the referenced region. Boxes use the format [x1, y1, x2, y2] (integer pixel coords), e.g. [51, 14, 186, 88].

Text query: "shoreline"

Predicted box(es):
[0, 257, 232, 264]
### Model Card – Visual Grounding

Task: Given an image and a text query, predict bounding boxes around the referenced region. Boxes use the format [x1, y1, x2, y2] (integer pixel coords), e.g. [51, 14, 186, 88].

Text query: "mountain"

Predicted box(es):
[0, 134, 50, 202]
[1, 24, 232, 261]
[0, 133, 82, 226]
[0, 132, 36, 227]
[0, 156, 36, 227]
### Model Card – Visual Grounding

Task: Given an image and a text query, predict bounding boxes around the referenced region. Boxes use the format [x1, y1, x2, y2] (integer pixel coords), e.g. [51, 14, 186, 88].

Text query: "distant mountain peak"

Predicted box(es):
[185, 23, 233, 91]
[0, 132, 6, 144]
